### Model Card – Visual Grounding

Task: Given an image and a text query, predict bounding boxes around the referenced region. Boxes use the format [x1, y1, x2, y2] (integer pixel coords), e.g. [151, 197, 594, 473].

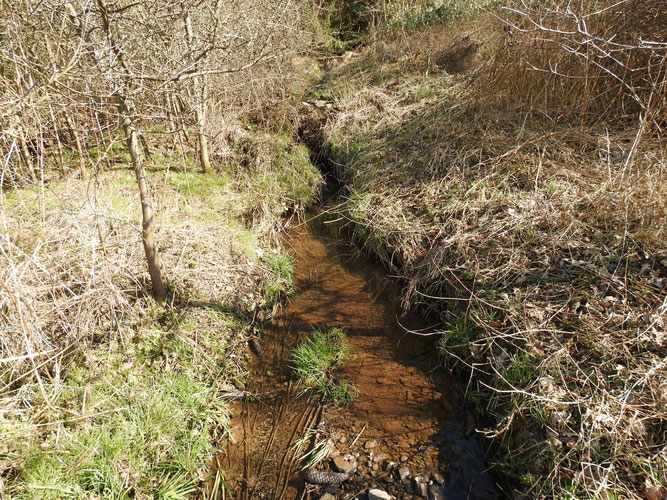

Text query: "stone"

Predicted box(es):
[430, 472, 444, 485]
[365, 439, 379, 450]
[398, 466, 410, 481]
[338, 435, 348, 444]
[427, 484, 446, 500]
[320, 494, 336, 500]
[400, 455, 409, 462]
[368, 489, 393, 500]
[412, 475, 428, 498]
[332, 453, 357, 474]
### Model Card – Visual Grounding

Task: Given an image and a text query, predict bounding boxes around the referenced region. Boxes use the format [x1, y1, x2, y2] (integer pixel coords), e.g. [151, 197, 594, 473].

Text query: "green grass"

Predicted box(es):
[437, 319, 476, 362]
[383, 0, 499, 29]
[291, 327, 357, 407]
[167, 170, 231, 199]
[1, 125, 321, 498]
[260, 251, 294, 308]
[6, 313, 231, 499]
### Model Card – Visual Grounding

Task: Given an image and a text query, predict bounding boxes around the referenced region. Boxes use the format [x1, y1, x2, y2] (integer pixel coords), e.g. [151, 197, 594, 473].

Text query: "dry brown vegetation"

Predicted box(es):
[310, 2, 666, 496]
[0, 0, 321, 376]
[0, 1, 325, 496]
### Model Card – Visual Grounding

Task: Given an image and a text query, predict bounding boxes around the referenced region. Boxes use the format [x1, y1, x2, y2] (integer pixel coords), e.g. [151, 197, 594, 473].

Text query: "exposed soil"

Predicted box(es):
[217, 213, 497, 499]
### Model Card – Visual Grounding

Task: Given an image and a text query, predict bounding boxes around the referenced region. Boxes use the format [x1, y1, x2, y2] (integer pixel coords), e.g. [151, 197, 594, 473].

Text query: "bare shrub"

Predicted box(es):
[477, 0, 667, 129]
[320, 14, 666, 496]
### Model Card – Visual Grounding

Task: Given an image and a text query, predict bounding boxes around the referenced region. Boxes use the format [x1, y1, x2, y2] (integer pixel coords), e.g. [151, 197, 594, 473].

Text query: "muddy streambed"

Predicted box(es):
[217, 215, 496, 499]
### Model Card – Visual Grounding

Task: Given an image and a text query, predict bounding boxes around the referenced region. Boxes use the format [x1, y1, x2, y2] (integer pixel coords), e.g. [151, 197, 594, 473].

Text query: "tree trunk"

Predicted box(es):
[17, 123, 36, 182]
[64, 108, 87, 177]
[185, 12, 211, 173]
[196, 82, 212, 173]
[116, 94, 167, 302]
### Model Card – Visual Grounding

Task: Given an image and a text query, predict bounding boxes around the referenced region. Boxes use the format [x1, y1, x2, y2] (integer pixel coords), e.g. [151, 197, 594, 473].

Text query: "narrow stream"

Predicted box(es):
[218, 212, 496, 499]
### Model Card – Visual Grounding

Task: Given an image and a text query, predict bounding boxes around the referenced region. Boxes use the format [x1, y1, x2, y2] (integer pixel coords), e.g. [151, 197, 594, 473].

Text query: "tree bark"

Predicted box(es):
[64, 108, 87, 177]
[116, 94, 167, 302]
[196, 82, 212, 173]
[185, 12, 212, 173]
[17, 122, 36, 182]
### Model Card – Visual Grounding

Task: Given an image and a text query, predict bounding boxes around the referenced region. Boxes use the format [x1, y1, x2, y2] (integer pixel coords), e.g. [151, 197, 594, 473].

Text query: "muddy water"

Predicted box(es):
[218, 217, 496, 499]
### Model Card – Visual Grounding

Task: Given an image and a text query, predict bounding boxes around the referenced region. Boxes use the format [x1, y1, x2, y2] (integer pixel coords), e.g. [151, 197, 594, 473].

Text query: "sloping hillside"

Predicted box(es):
[305, 7, 666, 497]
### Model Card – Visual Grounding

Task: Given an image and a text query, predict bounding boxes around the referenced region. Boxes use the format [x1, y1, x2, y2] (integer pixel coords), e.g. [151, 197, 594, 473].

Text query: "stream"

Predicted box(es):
[217, 212, 497, 500]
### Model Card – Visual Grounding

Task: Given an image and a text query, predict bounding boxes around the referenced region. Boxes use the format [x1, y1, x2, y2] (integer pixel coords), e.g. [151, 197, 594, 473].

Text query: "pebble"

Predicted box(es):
[412, 475, 428, 497]
[398, 466, 410, 481]
[338, 435, 348, 444]
[430, 472, 444, 485]
[368, 489, 393, 500]
[332, 453, 357, 474]
[400, 455, 409, 462]
[365, 439, 379, 449]
[320, 494, 336, 500]
[427, 484, 446, 500]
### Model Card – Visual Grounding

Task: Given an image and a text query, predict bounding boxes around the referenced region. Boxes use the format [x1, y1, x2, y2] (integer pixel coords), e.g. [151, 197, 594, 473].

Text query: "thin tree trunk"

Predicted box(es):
[175, 95, 192, 145]
[64, 108, 87, 177]
[16, 121, 36, 182]
[168, 95, 188, 168]
[166, 94, 179, 153]
[116, 94, 167, 302]
[49, 104, 66, 176]
[185, 12, 211, 173]
[196, 82, 212, 173]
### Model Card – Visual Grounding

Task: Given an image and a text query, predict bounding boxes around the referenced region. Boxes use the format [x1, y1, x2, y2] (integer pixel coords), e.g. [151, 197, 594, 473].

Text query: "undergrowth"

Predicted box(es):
[309, 11, 666, 499]
[0, 133, 322, 497]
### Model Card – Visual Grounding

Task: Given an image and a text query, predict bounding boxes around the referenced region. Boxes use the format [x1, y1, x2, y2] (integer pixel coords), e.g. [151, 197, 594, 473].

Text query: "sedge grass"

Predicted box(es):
[291, 327, 357, 407]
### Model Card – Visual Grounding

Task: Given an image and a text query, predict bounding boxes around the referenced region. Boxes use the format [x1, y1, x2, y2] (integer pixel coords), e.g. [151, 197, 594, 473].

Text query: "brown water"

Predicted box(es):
[217, 216, 496, 499]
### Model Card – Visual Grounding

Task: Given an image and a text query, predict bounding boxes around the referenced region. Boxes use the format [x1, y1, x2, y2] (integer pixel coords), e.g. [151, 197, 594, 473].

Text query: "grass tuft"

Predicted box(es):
[291, 327, 357, 407]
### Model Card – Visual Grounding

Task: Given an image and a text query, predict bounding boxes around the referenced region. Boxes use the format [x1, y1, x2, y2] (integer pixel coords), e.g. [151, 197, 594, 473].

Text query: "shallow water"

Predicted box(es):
[217, 215, 496, 499]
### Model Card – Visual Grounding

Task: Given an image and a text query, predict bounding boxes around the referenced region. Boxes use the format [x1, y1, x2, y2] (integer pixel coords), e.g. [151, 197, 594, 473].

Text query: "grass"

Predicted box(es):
[291, 327, 357, 407]
[4, 306, 234, 499]
[314, 14, 667, 499]
[0, 128, 320, 497]
[292, 427, 331, 472]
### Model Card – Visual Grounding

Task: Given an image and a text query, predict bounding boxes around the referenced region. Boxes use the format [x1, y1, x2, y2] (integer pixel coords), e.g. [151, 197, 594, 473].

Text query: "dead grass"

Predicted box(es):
[0, 135, 322, 496]
[314, 16, 667, 499]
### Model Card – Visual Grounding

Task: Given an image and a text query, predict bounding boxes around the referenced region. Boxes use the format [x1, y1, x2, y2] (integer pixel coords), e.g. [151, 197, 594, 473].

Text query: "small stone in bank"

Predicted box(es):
[364, 439, 379, 449]
[412, 475, 428, 497]
[431, 472, 444, 485]
[368, 489, 393, 500]
[320, 494, 336, 500]
[398, 466, 410, 481]
[427, 484, 446, 500]
[332, 453, 357, 474]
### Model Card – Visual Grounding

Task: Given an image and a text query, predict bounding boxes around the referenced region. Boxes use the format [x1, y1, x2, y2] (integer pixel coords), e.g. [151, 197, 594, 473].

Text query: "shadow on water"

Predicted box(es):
[215, 211, 498, 500]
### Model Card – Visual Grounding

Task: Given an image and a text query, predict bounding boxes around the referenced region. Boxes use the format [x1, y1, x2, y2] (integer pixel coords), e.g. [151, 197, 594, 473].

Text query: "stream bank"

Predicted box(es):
[218, 212, 497, 499]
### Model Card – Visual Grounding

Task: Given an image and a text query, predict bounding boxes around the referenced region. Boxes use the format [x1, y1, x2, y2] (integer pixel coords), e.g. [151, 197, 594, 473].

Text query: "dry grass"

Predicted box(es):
[314, 15, 666, 499]
[0, 137, 322, 496]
